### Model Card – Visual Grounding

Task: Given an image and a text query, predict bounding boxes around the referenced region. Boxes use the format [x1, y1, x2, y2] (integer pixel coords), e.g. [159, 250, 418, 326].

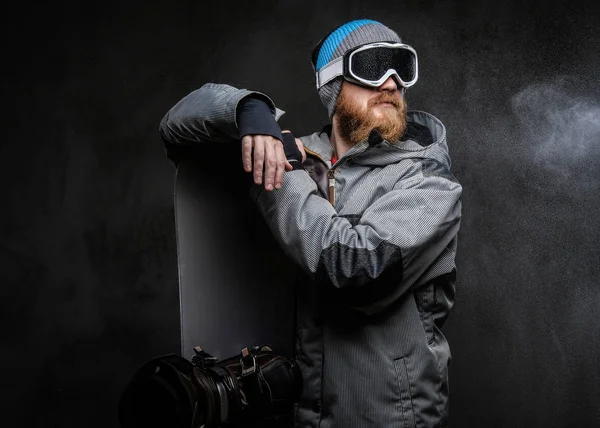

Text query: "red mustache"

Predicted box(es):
[369, 93, 401, 108]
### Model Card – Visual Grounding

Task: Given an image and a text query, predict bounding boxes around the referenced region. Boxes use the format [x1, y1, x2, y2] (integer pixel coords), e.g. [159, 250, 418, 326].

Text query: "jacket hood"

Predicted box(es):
[300, 110, 452, 169]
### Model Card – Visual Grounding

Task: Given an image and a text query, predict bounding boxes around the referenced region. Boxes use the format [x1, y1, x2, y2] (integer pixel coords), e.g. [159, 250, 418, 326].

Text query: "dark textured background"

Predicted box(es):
[2, 0, 600, 426]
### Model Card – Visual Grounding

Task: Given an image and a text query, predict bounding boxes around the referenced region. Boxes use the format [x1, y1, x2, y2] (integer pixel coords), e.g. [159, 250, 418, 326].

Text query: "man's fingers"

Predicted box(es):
[274, 142, 286, 189]
[263, 138, 277, 191]
[242, 134, 297, 189]
[241, 136, 254, 172]
[253, 137, 265, 185]
[295, 138, 307, 163]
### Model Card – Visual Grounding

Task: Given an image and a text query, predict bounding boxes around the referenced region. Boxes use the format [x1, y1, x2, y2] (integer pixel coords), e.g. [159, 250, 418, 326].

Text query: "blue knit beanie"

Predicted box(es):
[312, 19, 403, 119]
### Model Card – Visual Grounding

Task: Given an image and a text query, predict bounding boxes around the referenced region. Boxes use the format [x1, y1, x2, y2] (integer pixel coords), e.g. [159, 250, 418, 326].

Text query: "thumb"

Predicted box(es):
[295, 138, 306, 162]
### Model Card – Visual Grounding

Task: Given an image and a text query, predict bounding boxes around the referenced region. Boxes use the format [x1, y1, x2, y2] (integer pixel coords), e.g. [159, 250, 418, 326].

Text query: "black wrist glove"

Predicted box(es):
[236, 95, 283, 143]
[281, 132, 304, 170]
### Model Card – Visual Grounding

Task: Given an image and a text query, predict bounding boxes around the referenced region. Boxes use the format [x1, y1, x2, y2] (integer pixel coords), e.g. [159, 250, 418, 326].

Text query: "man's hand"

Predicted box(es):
[241, 131, 307, 191]
[241, 135, 290, 191]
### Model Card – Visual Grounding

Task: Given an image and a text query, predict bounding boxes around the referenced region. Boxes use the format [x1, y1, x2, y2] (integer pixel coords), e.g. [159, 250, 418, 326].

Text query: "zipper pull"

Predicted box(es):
[328, 169, 335, 205]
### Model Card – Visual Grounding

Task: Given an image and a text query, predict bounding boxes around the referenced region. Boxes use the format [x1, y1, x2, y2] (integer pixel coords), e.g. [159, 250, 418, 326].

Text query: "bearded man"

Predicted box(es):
[160, 19, 462, 428]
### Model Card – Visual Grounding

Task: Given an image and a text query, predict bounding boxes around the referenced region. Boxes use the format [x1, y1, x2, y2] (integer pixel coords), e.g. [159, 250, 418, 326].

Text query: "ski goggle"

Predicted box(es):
[315, 42, 418, 90]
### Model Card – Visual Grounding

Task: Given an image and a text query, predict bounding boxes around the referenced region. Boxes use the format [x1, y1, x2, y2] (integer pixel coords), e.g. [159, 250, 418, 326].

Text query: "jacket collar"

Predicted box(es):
[301, 110, 451, 169]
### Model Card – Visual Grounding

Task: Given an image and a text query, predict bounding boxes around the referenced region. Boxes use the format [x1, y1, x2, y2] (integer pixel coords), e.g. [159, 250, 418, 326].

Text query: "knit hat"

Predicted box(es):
[311, 19, 403, 119]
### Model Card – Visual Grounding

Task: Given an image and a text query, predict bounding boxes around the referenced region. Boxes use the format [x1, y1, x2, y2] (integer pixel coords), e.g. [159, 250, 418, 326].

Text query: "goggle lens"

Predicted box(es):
[350, 46, 417, 85]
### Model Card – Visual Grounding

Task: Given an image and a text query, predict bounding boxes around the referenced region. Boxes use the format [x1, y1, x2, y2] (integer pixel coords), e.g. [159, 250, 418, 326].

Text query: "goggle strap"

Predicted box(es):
[316, 57, 344, 89]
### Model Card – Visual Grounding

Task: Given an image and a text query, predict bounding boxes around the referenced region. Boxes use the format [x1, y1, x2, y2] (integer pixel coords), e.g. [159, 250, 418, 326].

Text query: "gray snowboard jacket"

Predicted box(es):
[160, 83, 462, 428]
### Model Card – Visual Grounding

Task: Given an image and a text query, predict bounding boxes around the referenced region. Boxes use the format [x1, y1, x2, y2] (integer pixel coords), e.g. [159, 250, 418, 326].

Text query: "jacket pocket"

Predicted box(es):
[393, 357, 416, 428]
[413, 283, 435, 345]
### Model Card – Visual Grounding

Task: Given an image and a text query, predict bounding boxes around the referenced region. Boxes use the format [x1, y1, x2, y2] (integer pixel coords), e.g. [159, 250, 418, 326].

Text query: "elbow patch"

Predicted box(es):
[316, 241, 404, 308]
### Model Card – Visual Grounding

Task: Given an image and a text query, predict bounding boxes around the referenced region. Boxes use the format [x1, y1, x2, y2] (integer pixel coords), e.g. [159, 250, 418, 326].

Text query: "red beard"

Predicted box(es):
[335, 88, 408, 146]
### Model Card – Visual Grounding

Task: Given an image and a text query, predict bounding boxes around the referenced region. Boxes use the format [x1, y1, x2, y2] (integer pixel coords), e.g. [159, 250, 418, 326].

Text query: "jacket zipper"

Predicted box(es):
[303, 146, 337, 206]
[304, 144, 365, 207]
[328, 170, 335, 205]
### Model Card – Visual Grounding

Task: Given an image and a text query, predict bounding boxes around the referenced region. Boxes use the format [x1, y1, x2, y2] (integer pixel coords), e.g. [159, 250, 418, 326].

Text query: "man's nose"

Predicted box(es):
[378, 76, 398, 91]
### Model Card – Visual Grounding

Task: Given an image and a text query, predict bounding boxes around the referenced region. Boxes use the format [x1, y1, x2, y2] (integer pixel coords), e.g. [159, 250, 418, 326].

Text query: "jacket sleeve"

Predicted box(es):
[251, 160, 462, 314]
[158, 83, 285, 161]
